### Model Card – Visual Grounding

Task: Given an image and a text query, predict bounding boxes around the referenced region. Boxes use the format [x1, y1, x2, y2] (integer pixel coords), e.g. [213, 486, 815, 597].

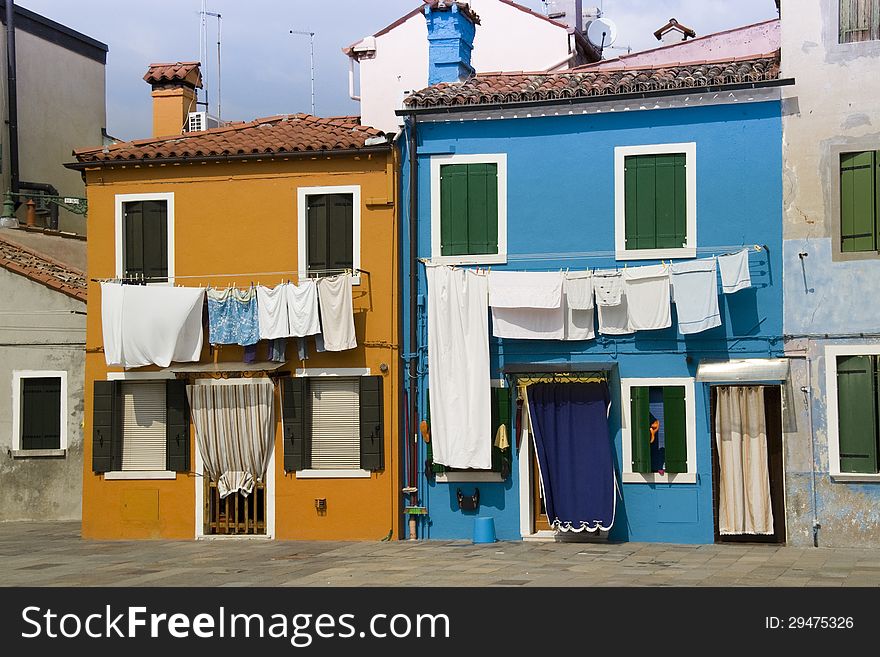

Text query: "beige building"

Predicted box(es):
[0, 3, 108, 234]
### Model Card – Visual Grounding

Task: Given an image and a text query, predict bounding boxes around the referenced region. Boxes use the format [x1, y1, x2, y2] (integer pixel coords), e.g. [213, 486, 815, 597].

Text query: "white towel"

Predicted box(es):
[565, 304, 595, 341]
[718, 249, 751, 294]
[256, 284, 290, 340]
[488, 271, 563, 309]
[286, 280, 321, 337]
[597, 295, 633, 335]
[593, 270, 624, 306]
[316, 274, 357, 351]
[671, 259, 722, 335]
[491, 306, 565, 340]
[109, 285, 205, 368]
[564, 271, 594, 310]
[623, 264, 671, 331]
[427, 266, 491, 470]
[100, 282, 125, 366]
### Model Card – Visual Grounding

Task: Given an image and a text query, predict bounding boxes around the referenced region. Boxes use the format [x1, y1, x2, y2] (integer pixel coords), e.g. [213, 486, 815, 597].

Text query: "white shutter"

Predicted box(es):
[120, 382, 167, 471]
[310, 378, 360, 470]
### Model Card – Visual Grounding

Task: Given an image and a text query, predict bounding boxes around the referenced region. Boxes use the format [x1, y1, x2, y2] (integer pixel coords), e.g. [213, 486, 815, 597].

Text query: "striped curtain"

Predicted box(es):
[715, 386, 774, 535]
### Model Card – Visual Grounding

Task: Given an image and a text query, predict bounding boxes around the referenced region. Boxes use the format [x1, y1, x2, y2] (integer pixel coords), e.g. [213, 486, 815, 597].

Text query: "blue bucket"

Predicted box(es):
[473, 516, 497, 544]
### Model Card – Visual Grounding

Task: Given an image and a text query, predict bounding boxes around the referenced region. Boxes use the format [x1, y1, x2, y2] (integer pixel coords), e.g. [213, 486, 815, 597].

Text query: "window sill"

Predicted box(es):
[830, 473, 880, 483]
[615, 248, 696, 261]
[436, 472, 503, 483]
[622, 472, 696, 484]
[295, 469, 372, 479]
[429, 254, 507, 266]
[103, 470, 177, 480]
[10, 448, 66, 459]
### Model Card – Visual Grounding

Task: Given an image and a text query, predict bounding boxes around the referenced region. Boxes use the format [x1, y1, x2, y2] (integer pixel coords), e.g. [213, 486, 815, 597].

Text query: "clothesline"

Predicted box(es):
[90, 267, 370, 284]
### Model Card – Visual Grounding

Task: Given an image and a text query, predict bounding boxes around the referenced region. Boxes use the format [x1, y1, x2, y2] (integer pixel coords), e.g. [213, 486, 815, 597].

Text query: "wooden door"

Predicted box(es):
[532, 450, 552, 532]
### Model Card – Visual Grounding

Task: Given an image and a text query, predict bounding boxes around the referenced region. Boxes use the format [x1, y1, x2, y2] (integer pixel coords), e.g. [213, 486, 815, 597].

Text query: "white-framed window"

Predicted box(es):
[430, 153, 508, 265]
[114, 192, 175, 283]
[614, 143, 697, 260]
[620, 377, 697, 484]
[297, 185, 362, 285]
[11, 370, 67, 455]
[824, 344, 880, 481]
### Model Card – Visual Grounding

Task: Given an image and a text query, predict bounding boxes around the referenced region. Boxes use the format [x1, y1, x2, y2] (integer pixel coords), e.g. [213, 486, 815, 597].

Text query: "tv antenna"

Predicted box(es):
[586, 16, 618, 57]
[290, 29, 316, 115]
[198, 3, 222, 121]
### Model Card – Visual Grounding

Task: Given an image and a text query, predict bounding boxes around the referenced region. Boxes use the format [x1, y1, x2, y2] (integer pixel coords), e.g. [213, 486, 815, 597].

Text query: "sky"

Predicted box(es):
[21, 0, 779, 141]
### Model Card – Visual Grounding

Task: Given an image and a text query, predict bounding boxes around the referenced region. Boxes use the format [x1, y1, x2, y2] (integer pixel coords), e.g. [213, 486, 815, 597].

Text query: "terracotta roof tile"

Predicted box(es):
[0, 233, 87, 302]
[144, 61, 203, 88]
[404, 53, 781, 109]
[73, 114, 387, 164]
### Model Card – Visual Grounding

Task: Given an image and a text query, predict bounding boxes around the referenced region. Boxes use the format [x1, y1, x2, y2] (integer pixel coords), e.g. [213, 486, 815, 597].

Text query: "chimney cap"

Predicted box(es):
[653, 18, 696, 41]
[144, 61, 203, 89]
[424, 1, 481, 26]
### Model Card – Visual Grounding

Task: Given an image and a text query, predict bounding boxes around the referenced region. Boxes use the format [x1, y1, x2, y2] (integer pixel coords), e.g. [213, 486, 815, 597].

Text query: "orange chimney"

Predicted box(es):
[143, 62, 203, 137]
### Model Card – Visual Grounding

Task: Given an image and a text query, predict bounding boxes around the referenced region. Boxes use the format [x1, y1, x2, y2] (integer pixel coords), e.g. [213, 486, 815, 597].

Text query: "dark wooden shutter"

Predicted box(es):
[840, 151, 877, 253]
[630, 386, 651, 473]
[663, 386, 688, 474]
[307, 194, 329, 275]
[165, 379, 190, 472]
[123, 202, 144, 278]
[625, 154, 686, 250]
[142, 200, 168, 281]
[837, 355, 879, 473]
[92, 380, 120, 473]
[359, 376, 384, 471]
[327, 194, 354, 272]
[281, 377, 309, 472]
[466, 163, 498, 255]
[490, 386, 512, 474]
[21, 377, 61, 450]
[440, 164, 470, 256]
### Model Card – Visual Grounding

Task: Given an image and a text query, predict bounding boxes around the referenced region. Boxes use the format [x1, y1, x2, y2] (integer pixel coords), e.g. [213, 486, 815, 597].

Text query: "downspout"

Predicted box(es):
[802, 359, 821, 547]
[6, 0, 20, 195]
[407, 115, 419, 538]
[348, 57, 360, 101]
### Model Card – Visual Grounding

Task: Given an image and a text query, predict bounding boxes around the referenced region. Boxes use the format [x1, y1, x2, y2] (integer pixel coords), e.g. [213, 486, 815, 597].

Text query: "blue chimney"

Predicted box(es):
[425, 2, 479, 86]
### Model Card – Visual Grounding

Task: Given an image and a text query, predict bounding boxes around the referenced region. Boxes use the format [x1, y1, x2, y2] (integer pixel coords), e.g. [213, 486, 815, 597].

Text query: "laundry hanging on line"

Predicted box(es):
[670, 259, 722, 335]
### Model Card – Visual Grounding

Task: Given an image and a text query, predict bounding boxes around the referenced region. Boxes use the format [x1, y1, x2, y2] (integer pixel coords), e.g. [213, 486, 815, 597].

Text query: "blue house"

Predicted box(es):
[399, 2, 792, 544]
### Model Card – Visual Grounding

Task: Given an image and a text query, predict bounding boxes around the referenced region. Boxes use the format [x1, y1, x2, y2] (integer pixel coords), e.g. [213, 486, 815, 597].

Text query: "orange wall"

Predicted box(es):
[81, 152, 401, 540]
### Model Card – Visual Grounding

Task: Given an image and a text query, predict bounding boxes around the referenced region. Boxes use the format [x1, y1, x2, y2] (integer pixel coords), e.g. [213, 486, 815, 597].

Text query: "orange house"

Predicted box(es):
[67, 63, 401, 540]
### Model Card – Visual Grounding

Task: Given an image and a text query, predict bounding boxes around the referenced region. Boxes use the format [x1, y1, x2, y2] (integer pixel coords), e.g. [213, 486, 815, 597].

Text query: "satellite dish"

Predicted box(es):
[587, 17, 618, 49]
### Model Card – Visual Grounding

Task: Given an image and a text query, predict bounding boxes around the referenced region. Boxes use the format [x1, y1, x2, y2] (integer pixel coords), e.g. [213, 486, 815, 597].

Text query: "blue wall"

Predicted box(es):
[401, 101, 784, 543]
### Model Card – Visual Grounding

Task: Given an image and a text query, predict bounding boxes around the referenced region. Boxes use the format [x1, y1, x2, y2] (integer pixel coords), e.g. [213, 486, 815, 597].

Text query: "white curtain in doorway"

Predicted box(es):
[188, 382, 275, 498]
[715, 386, 774, 535]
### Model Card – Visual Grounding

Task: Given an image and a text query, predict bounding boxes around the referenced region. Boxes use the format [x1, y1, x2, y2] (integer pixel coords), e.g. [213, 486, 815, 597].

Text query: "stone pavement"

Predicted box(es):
[2, 522, 880, 587]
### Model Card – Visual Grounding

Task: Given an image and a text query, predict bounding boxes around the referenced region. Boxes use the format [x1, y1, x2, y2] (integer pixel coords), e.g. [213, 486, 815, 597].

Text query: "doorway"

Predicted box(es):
[711, 385, 786, 544]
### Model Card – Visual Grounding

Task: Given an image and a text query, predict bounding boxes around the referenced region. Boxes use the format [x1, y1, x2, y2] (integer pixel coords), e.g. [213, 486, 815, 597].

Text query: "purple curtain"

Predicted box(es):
[528, 382, 616, 532]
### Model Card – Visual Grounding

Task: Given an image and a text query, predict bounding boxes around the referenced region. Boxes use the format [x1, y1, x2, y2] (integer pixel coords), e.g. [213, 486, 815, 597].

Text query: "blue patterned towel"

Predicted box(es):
[207, 287, 260, 346]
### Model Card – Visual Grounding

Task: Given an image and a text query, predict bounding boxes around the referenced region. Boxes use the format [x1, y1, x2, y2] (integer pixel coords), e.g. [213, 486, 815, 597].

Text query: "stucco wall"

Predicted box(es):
[81, 153, 400, 541]
[0, 268, 85, 521]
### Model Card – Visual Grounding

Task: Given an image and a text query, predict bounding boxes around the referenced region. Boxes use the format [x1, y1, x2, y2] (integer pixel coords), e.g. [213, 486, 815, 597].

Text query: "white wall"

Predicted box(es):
[355, 0, 573, 133]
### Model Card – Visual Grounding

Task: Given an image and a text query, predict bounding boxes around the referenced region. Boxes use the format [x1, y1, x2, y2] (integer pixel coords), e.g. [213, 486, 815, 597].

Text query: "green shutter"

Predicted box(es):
[426, 388, 446, 474]
[327, 194, 354, 272]
[837, 355, 879, 474]
[92, 380, 119, 473]
[662, 386, 688, 474]
[359, 376, 384, 471]
[165, 379, 190, 472]
[630, 386, 651, 473]
[625, 156, 655, 250]
[307, 194, 329, 275]
[21, 377, 61, 450]
[490, 386, 512, 474]
[840, 151, 876, 253]
[655, 154, 687, 248]
[466, 163, 498, 255]
[281, 377, 309, 472]
[624, 154, 687, 250]
[440, 164, 470, 256]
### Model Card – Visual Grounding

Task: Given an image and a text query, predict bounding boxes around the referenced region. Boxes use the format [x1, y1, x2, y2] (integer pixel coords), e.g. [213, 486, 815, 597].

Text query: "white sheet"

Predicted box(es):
[671, 258, 722, 335]
[104, 284, 205, 368]
[257, 284, 290, 340]
[286, 279, 321, 337]
[491, 306, 565, 340]
[623, 264, 671, 331]
[427, 265, 491, 469]
[597, 296, 633, 335]
[100, 282, 125, 366]
[718, 249, 752, 294]
[316, 274, 356, 351]
[488, 271, 563, 309]
[564, 271, 594, 310]
[593, 270, 624, 306]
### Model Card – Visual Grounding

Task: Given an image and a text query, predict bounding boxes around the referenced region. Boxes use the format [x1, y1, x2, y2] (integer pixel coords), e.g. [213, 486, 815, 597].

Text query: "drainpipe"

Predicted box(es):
[407, 116, 419, 538]
[5, 0, 20, 196]
[348, 58, 360, 101]
[801, 359, 821, 547]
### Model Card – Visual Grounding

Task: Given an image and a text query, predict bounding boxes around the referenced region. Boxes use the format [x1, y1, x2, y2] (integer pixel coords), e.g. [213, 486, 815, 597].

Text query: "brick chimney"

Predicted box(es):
[143, 62, 203, 137]
[424, 1, 481, 86]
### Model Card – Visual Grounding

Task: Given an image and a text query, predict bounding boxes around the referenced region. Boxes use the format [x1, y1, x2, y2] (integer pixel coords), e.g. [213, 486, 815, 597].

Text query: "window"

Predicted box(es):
[840, 0, 880, 43]
[430, 154, 508, 265]
[833, 354, 880, 475]
[282, 372, 384, 477]
[12, 371, 67, 455]
[427, 384, 511, 482]
[840, 150, 880, 253]
[115, 193, 174, 282]
[297, 186, 361, 284]
[621, 377, 696, 483]
[615, 143, 696, 260]
[92, 378, 189, 478]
